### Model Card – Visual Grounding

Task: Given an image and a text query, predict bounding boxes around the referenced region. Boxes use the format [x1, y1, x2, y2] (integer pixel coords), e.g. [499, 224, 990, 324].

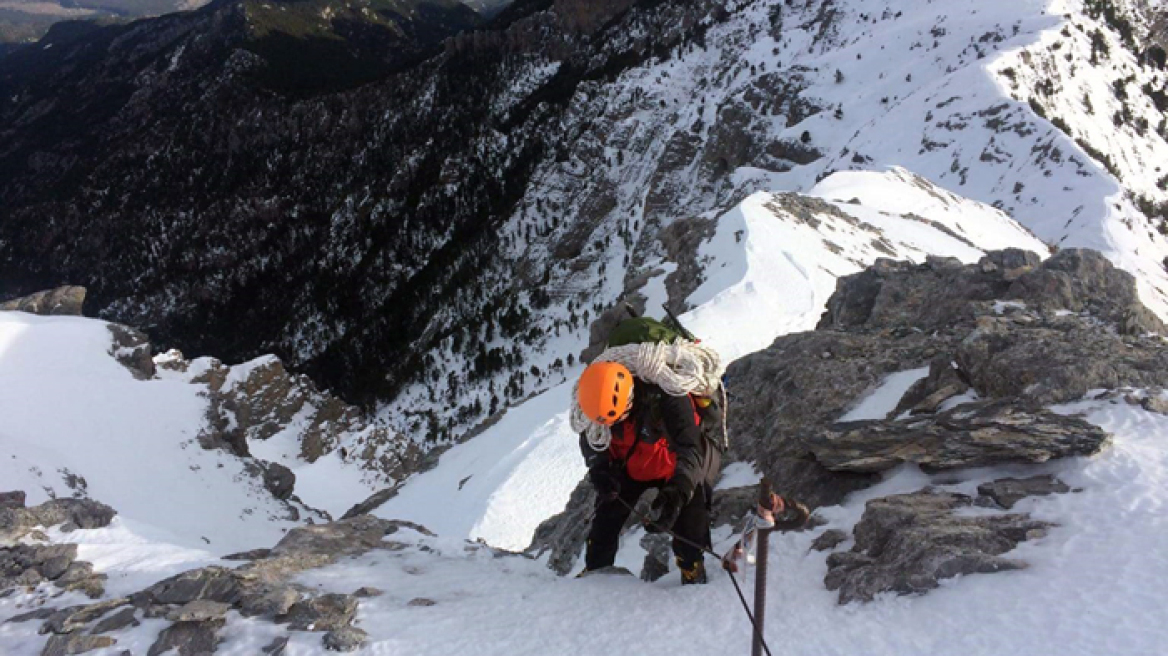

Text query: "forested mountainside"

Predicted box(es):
[2, 0, 1167, 444]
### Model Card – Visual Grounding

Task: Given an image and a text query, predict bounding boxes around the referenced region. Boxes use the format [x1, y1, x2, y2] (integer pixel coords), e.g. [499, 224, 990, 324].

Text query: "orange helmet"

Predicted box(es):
[578, 362, 633, 425]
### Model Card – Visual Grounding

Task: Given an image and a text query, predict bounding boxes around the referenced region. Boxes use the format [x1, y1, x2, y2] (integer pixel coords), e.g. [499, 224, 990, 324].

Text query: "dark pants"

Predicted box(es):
[584, 478, 712, 572]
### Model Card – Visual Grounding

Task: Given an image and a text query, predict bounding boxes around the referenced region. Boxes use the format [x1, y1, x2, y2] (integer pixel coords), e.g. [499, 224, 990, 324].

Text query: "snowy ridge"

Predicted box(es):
[378, 169, 1049, 551]
[388, 0, 1168, 444]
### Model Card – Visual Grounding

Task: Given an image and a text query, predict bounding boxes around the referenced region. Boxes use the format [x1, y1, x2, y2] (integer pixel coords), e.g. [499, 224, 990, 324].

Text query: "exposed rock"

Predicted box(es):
[1142, 393, 1168, 415]
[221, 549, 272, 561]
[0, 491, 26, 509]
[956, 316, 1168, 407]
[141, 567, 242, 606]
[41, 633, 116, 656]
[89, 607, 139, 634]
[810, 529, 849, 552]
[191, 354, 422, 488]
[323, 626, 367, 652]
[166, 600, 232, 622]
[825, 491, 1052, 604]
[271, 516, 432, 563]
[147, 619, 223, 656]
[6, 607, 58, 623]
[1, 544, 105, 598]
[0, 287, 85, 316]
[280, 593, 358, 632]
[40, 599, 129, 634]
[805, 400, 1111, 473]
[977, 475, 1071, 509]
[237, 583, 301, 619]
[261, 636, 289, 654]
[107, 324, 156, 380]
[258, 462, 296, 501]
[891, 356, 970, 416]
[341, 487, 400, 519]
[352, 587, 383, 598]
[639, 533, 671, 582]
[525, 480, 596, 575]
[406, 598, 437, 607]
[1, 498, 117, 539]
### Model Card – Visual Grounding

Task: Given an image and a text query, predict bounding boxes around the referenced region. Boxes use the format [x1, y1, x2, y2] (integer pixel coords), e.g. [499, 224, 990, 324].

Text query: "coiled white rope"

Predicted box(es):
[570, 340, 728, 452]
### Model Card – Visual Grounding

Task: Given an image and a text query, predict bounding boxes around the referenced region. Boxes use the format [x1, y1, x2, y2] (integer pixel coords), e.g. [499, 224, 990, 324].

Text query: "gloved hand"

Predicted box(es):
[589, 466, 621, 501]
[645, 484, 688, 533]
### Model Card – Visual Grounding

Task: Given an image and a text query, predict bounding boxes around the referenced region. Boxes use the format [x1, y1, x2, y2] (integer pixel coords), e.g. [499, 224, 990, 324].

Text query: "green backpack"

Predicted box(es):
[606, 317, 684, 348]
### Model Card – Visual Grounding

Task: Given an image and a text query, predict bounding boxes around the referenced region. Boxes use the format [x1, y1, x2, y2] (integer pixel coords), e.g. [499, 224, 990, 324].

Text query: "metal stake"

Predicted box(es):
[753, 479, 775, 656]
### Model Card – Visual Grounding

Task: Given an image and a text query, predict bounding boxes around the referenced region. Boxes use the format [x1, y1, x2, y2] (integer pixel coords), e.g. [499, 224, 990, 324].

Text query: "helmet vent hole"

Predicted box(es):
[617, 372, 626, 380]
[607, 410, 616, 417]
[611, 394, 618, 406]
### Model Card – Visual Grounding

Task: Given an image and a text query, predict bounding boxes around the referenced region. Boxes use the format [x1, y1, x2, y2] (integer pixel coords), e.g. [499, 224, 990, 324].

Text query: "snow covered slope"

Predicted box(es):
[0, 313, 306, 554]
[377, 170, 1050, 550]
[386, 0, 1168, 443]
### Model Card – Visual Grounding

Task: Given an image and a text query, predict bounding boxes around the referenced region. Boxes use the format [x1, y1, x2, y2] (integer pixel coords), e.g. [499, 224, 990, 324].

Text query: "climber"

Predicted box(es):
[576, 361, 720, 584]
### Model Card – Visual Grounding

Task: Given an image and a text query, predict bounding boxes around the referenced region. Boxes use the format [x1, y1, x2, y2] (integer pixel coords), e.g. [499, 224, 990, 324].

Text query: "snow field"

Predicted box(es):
[0, 312, 302, 554]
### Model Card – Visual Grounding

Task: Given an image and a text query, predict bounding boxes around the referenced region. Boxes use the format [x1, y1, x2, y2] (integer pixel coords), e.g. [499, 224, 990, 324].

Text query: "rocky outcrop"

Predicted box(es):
[729, 249, 1165, 509]
[0, 287, 85, 316]
[804, 400, 1110, 473]
[107, 324, 156, 380]
[12, 513, 435, 654]
[976, 475, 1072, 509]
[825, 490, 1053, 604]
[1, 496, 116, 598]
[161, 351, 421, 491]
[0, 543, 107, 599]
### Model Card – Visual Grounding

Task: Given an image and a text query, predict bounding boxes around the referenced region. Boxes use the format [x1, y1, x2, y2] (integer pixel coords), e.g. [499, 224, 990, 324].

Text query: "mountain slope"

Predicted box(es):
[1, 0, 1166, 449]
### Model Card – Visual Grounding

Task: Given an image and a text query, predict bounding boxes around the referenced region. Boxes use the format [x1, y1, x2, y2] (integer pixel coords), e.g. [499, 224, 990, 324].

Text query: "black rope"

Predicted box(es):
[615, 497, 775, 656]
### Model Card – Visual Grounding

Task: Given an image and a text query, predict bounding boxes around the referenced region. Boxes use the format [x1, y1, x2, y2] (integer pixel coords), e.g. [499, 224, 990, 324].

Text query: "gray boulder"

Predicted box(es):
[0, 287, 86, 316]
[825, 490, 1052, 603]
[1, 498, 117, 539]
[40, 598, 129, 635]
[956, 316, 1168, 406]
[322, 626, 367, 652]
[804, 400, 1110, 473]
[89, 607, 139, 634]
[141, 567, 242, 606]
[977, 475, 1071, 509]
[147, 619, 223, 656]
[280, 593, 358, 632]
[40, 634, 116, 656]
[166, 600, 232, 622]
[810, 529, 849, 552]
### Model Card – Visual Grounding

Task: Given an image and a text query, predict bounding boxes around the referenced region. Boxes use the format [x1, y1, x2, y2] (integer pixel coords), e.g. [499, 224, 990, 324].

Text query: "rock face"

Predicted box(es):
[729, 249, 1163, 508]
[805, 400, 1110, 473]
[11, 513, 432, 654]
[1, 498, 116, 599]
[824, 491, 1053, 604]
[164, 350, 421, 491]
[107, 324, 156, 380]
[977, 475, 1072, 509]
[0, 287, 86, 316]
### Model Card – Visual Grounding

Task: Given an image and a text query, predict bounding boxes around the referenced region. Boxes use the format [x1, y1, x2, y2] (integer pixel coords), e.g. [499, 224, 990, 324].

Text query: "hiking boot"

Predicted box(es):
[677, 558, 708, 585]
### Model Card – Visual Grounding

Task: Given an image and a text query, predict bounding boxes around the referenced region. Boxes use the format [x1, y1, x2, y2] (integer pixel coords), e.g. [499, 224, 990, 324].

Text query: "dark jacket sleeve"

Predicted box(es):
[658, 392, 703, 498]
[579, 432, 611, 471]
